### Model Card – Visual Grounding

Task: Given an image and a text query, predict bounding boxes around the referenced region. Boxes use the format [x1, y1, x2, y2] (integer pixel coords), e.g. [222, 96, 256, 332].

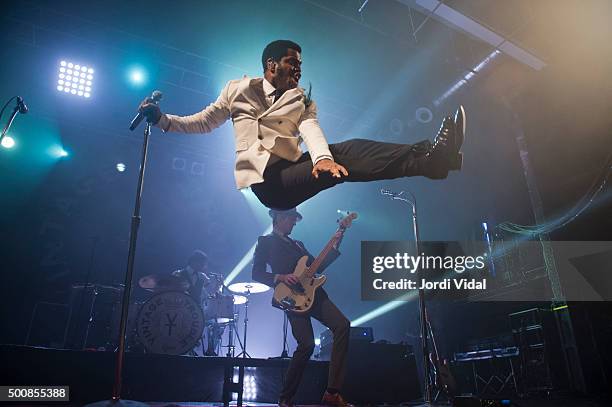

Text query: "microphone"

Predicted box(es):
[16, 96, 28, 114]
[129, 90, 162, 131]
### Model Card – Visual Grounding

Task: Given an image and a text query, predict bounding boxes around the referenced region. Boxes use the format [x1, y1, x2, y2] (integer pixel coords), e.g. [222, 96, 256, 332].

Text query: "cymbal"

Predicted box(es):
[228, 281, 269, 294]
[71, 283, 124, 292]
[138, 274, 189, 292]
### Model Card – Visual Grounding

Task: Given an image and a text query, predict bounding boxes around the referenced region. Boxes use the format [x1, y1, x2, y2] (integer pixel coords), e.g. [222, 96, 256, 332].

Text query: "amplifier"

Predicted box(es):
[319, 326, 373, 350]
[342, 341, 420, 403]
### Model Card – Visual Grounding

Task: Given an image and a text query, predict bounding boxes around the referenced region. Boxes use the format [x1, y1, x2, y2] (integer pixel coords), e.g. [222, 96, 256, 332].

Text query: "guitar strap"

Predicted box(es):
[277, 233, 306, 254]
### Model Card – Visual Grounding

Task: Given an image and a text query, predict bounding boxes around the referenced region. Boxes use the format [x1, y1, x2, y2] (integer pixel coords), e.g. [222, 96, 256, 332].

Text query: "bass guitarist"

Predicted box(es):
[251, 208, 351, 407]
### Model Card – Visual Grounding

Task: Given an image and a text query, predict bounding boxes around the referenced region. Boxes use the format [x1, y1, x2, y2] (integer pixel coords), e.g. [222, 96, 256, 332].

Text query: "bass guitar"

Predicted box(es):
[273, 212, 357, 313]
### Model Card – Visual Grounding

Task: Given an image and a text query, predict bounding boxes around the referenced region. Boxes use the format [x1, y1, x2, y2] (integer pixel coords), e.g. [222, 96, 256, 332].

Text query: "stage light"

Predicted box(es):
[49, 145, 69, 158]
[433, 49, 501, 107]
[57, 60, 94, 98]
[224, 224, 273, 286]
[232, 371, 257, 401]
[116, 163, 126, 172]
[350, 291, 417, 327]
[314, 338, 321, 346]
[1, 136, 15, 149]
[172, 157, 186, 171]
[128, 66, 147, 86]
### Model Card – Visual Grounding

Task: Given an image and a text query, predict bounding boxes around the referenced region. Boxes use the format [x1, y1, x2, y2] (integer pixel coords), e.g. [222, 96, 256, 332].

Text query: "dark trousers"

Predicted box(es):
[252, 138, 430, 209]
[279, 290, 350, 401]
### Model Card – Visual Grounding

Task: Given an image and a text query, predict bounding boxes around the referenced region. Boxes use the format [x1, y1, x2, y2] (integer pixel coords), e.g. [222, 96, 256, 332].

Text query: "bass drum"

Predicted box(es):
[136, 291, 204, 355]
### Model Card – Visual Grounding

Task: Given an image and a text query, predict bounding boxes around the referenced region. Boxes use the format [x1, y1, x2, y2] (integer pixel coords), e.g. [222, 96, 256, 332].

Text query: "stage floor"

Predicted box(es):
[2, 345, 609, 407]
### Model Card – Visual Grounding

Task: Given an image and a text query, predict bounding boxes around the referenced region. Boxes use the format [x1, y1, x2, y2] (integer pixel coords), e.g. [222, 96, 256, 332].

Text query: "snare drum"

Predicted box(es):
[203, 295, 235, 323]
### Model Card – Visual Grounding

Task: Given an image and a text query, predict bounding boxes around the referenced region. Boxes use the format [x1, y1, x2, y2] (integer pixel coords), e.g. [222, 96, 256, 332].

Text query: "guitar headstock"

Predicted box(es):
[337, 212, 358, 230]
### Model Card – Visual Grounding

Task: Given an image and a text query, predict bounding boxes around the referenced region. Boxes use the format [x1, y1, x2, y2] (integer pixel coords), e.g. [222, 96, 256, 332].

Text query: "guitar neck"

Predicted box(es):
[305, 229, 342, 278]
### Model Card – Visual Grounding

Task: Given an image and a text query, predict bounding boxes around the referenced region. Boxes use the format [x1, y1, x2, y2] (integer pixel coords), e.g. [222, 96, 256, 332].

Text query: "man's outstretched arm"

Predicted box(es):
[139, 82, 231, 134]
[299, 100, 348, 179]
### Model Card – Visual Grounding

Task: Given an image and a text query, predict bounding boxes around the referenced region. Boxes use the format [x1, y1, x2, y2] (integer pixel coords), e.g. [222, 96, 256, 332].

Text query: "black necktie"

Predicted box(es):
[272, 89, 282, 103]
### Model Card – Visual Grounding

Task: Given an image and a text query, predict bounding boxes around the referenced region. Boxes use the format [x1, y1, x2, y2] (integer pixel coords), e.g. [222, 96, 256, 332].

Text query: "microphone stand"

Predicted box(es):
[381, 188, 433, 405]
[1, 97, 25, 144]
[85, 117, 155, 407]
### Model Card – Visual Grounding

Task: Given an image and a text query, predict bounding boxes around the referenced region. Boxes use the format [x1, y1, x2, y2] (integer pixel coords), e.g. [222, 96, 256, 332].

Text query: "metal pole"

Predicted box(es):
[111, 121, 151, 399]
[381, 189, 432, 404]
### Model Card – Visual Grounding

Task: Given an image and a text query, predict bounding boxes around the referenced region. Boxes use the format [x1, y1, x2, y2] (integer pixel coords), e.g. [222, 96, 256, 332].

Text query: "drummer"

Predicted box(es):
[171, 250, 217, 304]
[173, 250, 229, 356]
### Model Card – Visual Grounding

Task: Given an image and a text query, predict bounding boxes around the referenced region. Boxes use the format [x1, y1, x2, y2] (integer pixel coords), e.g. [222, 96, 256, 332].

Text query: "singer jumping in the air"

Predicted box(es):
[139, 40, 465, 210]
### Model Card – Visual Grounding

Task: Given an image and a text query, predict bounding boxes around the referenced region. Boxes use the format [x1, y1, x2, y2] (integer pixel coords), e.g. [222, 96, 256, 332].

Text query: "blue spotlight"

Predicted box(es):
[1, 136, 16, 149]
[49, 145, 69, 158]
[350, 291, 417, 326]
[116, 163, 126, 172]
[128, 66, 147, 86]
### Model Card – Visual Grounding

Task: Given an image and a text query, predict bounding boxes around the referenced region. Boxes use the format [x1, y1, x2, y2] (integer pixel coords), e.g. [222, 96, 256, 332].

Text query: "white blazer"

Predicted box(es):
[157, 76, 333, 189]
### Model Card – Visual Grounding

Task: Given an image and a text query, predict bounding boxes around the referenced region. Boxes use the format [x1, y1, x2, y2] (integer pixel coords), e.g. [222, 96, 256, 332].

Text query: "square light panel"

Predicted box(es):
[57, 60, 94, 98]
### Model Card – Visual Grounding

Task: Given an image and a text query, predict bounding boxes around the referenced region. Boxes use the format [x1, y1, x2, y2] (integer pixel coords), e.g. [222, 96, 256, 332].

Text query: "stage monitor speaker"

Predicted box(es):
[344, 341, 420, 403]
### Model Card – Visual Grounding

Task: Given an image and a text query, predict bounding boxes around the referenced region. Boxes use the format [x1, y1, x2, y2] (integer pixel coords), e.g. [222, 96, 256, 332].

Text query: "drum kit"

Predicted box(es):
[129, 272, 270, 357]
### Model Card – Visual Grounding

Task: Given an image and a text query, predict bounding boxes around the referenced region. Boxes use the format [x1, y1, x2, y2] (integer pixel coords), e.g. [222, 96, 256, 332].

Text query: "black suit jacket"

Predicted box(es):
[251, 233, 340, 288]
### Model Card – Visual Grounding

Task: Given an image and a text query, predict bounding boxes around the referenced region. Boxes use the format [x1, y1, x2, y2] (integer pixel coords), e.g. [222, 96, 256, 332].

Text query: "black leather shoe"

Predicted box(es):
[423, 106, 466, 178]
[322, 391, 354, 407]
[278, 398, 294, 407]
[453, 104, 466, 161]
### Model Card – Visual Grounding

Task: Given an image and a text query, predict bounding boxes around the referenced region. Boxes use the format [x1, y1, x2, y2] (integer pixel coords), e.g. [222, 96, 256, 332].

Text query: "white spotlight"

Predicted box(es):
[116, 163, 126, 172]
[58, 60, 94, 98]
[1, 136, 16, 149]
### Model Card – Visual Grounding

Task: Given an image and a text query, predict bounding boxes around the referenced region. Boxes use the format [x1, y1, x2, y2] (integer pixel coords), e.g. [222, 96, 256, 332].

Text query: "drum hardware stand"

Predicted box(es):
[85, 94, 162, 407]
[271, 312, 290, 359]
[82, 285, 98, 349]
[235, 291, 252, 358]
[80, 236, 101, 350]
[281, 311, 290, 358]
[381, 188, 433, 405]
[225, 320, 236, 358]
